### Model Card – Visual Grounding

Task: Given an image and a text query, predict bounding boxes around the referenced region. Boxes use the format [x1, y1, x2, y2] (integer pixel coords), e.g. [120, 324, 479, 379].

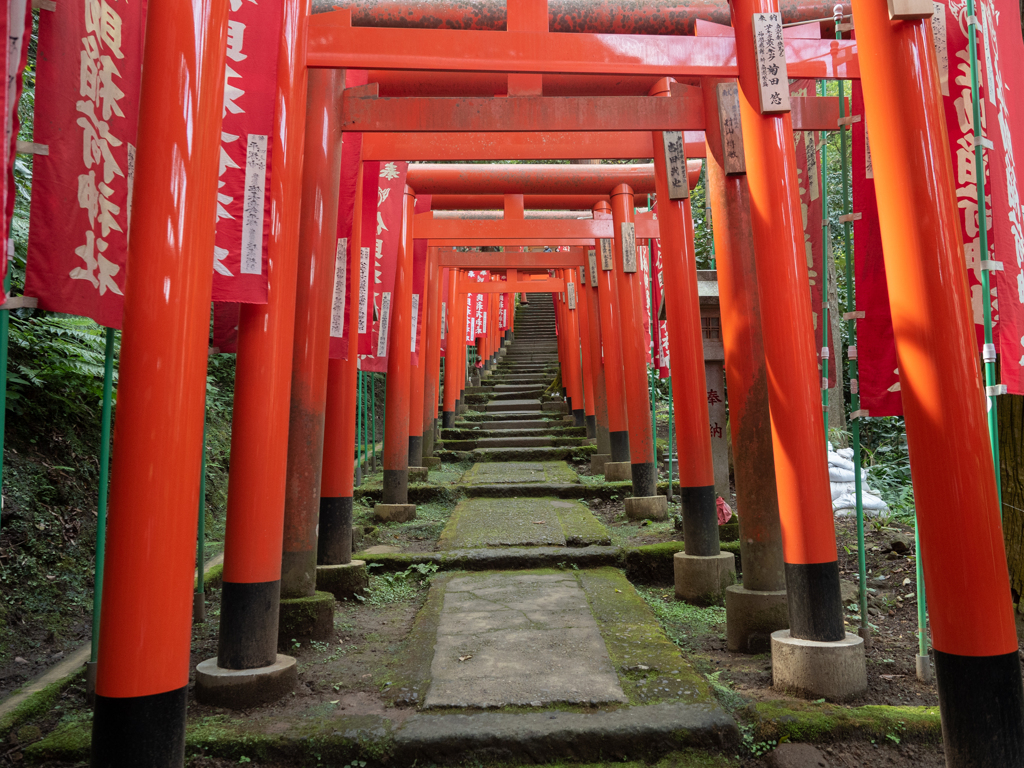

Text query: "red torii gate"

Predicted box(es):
[94, 0, 1020, 762]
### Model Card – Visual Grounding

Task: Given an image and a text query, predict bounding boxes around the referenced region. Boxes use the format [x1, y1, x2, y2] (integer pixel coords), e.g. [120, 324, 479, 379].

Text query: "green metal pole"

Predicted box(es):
[381, 373, 387, 451]
[194, 415, 207, 623]
[90, 327, 116, 664]
[915, 514, 931, 679]
[964, 0, 1002, 503]
[356, 370, 363, 486]
[835, 23, 869, 643]
[818, 80, 831, 440]
[370, 371, 377, 471]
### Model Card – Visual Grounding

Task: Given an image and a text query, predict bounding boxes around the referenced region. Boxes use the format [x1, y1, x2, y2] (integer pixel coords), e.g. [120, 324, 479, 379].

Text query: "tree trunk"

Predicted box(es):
[1000, 393, 1024, 608]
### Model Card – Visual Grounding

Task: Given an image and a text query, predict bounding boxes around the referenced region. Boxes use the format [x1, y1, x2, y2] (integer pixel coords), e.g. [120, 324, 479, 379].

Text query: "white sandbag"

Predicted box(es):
[830, 481, 855, 501]
[836, 447, 854, 460]
[829, 466, 856, 482]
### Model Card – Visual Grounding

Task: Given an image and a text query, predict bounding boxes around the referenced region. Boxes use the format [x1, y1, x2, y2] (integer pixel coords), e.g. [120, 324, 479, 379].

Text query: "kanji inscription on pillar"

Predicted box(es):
[377, 291, 392, 357]
[661, 131, 689, 199]
[716, 82, 747, 175]
[705, 361, 730, 497]
[588, 248, 599, 286]
[330, 237, 348, 338]
[930, 2, 949, 96]
[599, 239, 614, 271]
[621, 222, 637, 273]
[567, 280, 577, 309]
[751, 13, 791, 114]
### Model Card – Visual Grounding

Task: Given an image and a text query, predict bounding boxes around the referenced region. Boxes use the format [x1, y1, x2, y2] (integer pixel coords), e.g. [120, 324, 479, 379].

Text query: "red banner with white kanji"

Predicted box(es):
[651, 238, 670, 379]
[210, 0, 281, 302]
[933, 0, 997, 348]
[981, 0, 1024, 394]
[25, 0, 145, 327]
[357, 160, 407, 372]
[851, 82, 903, 416]
[439, 266, 449, 357]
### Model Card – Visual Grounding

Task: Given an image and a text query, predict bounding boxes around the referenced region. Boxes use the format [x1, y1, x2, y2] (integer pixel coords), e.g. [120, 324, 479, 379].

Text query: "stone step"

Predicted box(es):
[436, 444, 597, 462]
[466, 419, 560, 430]
[492, 383, 546, 392]
[442, 436, 584, 450]
[484, 399, 543, 412]
[443, 427, 586, 440]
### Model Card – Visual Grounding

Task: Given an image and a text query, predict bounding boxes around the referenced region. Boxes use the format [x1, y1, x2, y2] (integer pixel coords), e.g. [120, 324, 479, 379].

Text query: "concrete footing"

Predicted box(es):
[725, 585, 788, 653]
[916, 654, 933, 683]
[624, 495, 668, 521]
[590, 453, 610, 474]
[195, 655, 297, 709]
[278, 591, 335, 646]
[457, 403, 468, 414]
[770, 629, 868, 701]
[674, 552, 737, 606]
[316, 561, 368, 601]
[604, 461, 631, 482]
[409, 466, 428, 483]
[423, 456, 441, 469]
[374, 503, 416, 523]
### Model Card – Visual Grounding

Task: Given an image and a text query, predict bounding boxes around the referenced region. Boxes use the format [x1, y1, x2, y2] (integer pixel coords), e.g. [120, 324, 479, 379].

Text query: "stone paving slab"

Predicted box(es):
[424, 572, 627, 708]
[460, 460, 578, 486]
[438, 497, 611, 550]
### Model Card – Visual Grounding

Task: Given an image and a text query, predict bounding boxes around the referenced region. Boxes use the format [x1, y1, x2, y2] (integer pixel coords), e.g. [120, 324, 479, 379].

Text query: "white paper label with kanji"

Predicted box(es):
[239, 134, 268, 274]
[441, 301, 447, 338]
[717, 81, 746, 175]
[567, 281, 577, 309]
[752, 13, 791, 114]
[588, 249, 599, 286]
[411, 293, 420, 352]
[599, 239, 614, 271]
[358, 246, 371, 334]
[377, 291, 392, 357]
[931, 2, 949, 96]
[621, 222, 637, 273]
[330, 237, 347, 338]
[662, 131, 689, 199]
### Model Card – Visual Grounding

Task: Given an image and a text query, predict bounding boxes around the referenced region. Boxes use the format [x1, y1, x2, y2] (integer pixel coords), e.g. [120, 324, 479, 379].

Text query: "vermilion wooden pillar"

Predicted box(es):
[381, 188, 416, 508]
[702, 78, 785, 597]
[575, 263, 597, 438]
[422, 247, 442, 457]
[584, 247, 612, 457]
[91, 0, 228, 758]
[319, 160, 365, 565]
[441, 268, 461, 427]
[650, 78, 718, 555]
[593, 201, 630, 467]
[565, 268, 586, 427]
[408, 235, 428, 469]
[853, 0, 1024, 758]
[611, 184, 658, 499]
[280, 69, 345, 600]
[730, 0, 843, 642]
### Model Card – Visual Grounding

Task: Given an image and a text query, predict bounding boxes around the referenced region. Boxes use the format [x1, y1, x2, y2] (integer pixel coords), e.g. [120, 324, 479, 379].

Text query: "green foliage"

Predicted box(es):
[638, 587, 726, 647]
[357, 562, 439, 606]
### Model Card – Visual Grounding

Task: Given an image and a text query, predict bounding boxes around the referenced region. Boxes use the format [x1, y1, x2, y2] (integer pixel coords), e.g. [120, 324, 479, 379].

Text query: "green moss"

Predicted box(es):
[743, 700, 942, 744]
[623, 541, 741, 586]
[461, 460, 579, 487]
[576, 568, 713, 707]
[0, 668, 84, 741]
[23, 720, 91, 761]
[438, 497, 609, 550]
[198, 562, 224, 592]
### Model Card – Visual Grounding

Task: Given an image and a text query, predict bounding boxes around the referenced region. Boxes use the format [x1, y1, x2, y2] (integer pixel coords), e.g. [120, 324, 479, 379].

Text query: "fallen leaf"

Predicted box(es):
[330, 700, 340, 705]
[880, 674, 898, 680]
[362, 674, 372, 678]
[14, 657, 27, 664]
[637, 664, 650, 671]
[614, 589, 622, 593]
[533, 521, 546, 524]
[458, 655, 473, 662]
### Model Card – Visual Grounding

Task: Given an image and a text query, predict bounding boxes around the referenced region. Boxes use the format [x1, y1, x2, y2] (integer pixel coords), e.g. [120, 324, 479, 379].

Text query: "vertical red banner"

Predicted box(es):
[981, 0, 1024, 394]
[209, 0, 281, 302]
[651, 238, 670, 379]
[25, 0, 145, 327]
[358, 159, 408, 372]
[851, 82, 903, 416]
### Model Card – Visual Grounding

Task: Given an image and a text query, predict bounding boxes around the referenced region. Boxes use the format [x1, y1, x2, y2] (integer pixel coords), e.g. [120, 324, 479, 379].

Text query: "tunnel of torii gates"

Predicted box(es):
[82, 0, 1021, 763]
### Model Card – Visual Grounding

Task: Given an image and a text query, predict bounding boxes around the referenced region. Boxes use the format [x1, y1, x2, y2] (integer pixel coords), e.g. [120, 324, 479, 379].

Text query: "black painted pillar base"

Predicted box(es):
[93, 687, 188, 768]
[681, 485, 719, 557]
[630, 461, 657, 498]
[935, 649, 1024, 767]
[585, 414, 596, 438]
[784, 561, 845, 641]
[408, 435, 423, 468]
[573, 408, 585, 427]
[382, 468, 408, 505]
[218, 579, 281, 669]
[565, 395, 573, 413]
[317, 496, 353, 565]
[442, 410, 456, 428]
[610, 430, 630, 463]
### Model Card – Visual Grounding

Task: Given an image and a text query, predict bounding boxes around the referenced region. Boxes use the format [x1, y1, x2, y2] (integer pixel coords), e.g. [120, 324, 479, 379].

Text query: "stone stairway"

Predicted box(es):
[437, 293, 596, 463]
